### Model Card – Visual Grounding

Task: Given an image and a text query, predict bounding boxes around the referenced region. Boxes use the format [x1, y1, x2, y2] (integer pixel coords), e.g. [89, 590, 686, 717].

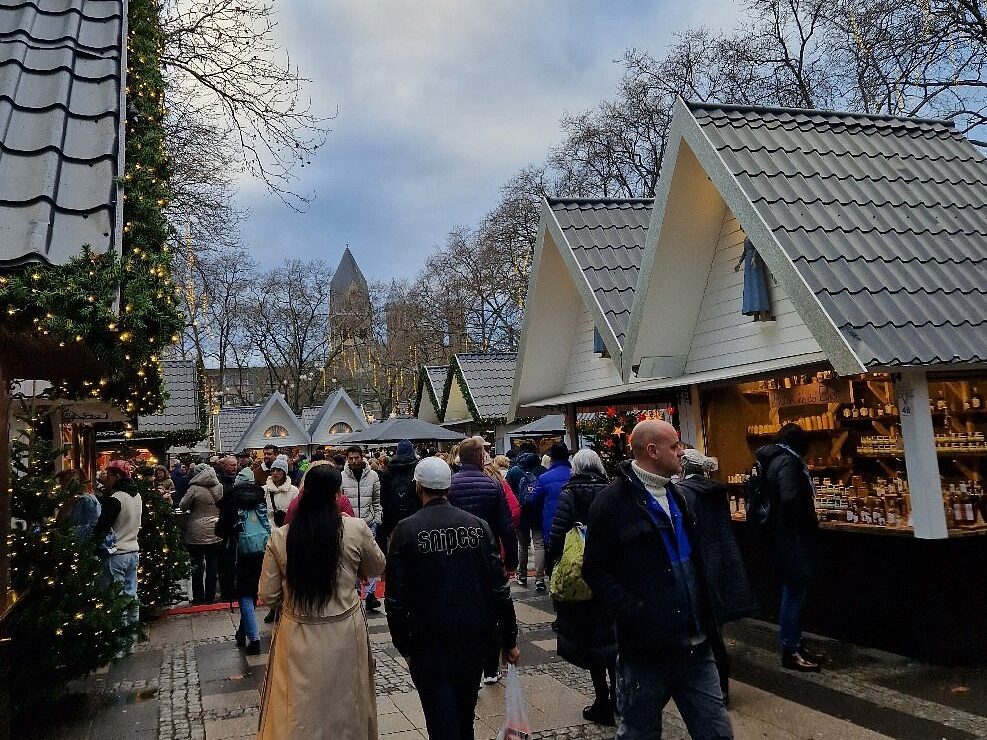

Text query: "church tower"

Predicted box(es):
[328, 246, 373, 412]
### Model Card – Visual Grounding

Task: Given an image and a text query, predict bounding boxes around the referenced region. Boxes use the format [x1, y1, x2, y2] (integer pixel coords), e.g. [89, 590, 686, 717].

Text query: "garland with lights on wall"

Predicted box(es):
[0, 0, 181, 416]
[414, 365, 444, 420]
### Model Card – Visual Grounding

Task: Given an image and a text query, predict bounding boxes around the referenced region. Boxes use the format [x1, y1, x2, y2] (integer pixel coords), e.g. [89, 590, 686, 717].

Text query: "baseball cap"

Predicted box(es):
[414, 457, 452, 490]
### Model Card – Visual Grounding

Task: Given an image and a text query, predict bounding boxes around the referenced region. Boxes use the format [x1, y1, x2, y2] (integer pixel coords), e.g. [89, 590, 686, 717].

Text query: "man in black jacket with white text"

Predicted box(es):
[386, 456, 519, 740]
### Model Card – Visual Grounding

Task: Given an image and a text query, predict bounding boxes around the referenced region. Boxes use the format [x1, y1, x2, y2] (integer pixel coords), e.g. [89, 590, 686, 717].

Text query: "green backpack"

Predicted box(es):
[549, 524, 593, 602]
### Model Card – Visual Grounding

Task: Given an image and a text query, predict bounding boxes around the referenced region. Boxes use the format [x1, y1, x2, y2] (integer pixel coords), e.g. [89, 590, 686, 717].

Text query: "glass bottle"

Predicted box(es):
[972, 386, 983, 410]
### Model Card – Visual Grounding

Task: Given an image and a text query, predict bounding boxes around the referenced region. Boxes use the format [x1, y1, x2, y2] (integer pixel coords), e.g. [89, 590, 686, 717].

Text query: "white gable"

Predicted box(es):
[561, 307, 623, 396]
[443, 370, 472, 424]
[235, 393, 310, 450]
[627, 130, 827, 383]
[417, 393, 442, 424]
[684, 209, 823, 375]
[309, 389, 365, 445]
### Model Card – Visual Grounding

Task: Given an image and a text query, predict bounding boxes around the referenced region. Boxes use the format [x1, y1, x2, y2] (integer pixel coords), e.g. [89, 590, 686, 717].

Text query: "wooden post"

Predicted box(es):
[564, 404, 579, 451]
[894, 370, 948, 539]
[0, 360, 8, 610]
[0, 360, 10, 740]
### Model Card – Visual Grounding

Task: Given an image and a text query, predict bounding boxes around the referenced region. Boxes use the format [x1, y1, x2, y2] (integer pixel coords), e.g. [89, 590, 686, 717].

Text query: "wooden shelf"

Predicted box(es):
[857, 449, 987, 458]
[747, 429, 837, 439]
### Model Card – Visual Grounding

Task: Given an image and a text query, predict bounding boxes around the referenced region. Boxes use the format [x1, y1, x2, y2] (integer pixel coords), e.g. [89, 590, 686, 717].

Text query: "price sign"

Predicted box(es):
[768, 382, 851, 408]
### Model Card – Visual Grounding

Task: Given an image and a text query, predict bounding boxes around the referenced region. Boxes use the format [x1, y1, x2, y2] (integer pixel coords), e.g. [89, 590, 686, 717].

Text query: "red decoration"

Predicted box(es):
[637, 412, 647, 422]
[604, 437, 615, 448]
[606, 406, 617, 418]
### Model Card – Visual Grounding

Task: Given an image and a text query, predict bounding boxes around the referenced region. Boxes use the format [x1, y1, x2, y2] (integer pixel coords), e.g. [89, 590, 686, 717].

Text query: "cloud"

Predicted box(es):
[237, 0, 743, 279]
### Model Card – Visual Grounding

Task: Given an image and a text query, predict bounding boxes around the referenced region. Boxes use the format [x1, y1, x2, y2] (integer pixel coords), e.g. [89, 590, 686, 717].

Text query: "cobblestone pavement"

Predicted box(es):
[26, 584, 987, 740]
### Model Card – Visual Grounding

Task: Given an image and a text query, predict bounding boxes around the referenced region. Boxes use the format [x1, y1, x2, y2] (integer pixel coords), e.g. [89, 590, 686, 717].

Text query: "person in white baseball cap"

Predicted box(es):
[386, 454, 519, 739]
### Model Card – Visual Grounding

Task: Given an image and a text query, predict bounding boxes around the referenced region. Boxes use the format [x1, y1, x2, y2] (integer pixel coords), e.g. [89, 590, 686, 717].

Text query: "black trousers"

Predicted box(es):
[187, 542, 221, 603]
[410, 653, 484, 740]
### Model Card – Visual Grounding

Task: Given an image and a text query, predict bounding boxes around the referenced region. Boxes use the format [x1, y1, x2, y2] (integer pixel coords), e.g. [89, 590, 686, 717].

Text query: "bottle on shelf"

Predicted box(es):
[937, 389, 948, 412]
[971, 386, 983, 410]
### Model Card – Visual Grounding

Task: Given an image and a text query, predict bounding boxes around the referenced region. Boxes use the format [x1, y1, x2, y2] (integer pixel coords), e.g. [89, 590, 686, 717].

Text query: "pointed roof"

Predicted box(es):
[308, 387, 365, 445]
[547, 199, 652, 349]
[444, 353, 517, 424]
[232, 392, 310, 451]
[414, 365, 447, 423]
[626, 99, 987, 375]
[330, 246, 369, 307]
[0, 0, 126, 266]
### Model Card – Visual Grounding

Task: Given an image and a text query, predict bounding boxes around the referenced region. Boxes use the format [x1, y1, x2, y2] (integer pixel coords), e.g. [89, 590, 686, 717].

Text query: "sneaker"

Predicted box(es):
[483, 673, 500, 685]
[245, 640, 262, 656]
[535, 578, 546, 592]
[365, 593, 382, 614]
[515, 574, 527, 587]
[234, 627, 245, 648]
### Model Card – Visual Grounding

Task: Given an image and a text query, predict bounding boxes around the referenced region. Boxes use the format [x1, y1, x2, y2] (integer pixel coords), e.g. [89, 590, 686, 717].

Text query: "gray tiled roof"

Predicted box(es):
[0, 0, 124, 266]
[215, 406, 260, 454]
[426, 365, 446, 400]
[690, 102, 987, 367]
[548, 199, 652, 348]
[137, 360, 201, 434]
[414, 365, 446, 417]
[453, 353, 517, 422]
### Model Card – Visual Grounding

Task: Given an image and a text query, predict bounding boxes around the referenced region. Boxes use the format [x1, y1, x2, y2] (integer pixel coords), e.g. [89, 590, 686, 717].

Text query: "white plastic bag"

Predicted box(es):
[496, 664, 531, 740]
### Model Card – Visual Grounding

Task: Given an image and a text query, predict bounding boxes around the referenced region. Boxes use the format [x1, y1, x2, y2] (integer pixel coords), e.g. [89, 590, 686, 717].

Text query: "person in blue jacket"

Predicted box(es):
[530, 442, 572, 577]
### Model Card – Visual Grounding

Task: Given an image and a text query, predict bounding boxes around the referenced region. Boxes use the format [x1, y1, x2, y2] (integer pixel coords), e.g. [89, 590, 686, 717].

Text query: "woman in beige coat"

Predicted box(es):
[258, 465, 385, 740]
[180, 463, 223, 604]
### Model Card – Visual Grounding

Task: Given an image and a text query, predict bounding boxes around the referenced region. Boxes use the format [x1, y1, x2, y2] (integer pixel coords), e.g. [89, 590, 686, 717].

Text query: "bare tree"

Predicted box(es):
[248, 259, 338, 412]
[160, 0, 331, 207]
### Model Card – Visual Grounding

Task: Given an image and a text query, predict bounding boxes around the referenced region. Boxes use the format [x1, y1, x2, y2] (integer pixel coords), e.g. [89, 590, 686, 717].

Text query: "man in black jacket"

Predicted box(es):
[583, 420, 734, 739]
[386, 457, 519, 740]
[378, 438, 420, 550]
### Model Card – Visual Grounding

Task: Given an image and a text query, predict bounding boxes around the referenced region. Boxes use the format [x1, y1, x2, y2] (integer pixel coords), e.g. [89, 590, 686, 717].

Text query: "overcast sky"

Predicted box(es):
[239, 0, 740, 282]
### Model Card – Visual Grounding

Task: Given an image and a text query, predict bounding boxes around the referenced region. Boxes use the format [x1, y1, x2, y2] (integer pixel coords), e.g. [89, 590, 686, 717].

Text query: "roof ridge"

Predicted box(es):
[686, 99, 954, 128]
[548, 197, 654, 205]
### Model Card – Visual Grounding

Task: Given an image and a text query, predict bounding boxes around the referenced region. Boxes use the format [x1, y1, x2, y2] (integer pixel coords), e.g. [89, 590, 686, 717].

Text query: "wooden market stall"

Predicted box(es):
[512, 100, 987, 663]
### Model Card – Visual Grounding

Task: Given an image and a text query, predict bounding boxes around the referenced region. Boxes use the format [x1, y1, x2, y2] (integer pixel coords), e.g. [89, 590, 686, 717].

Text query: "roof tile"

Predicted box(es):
[548, 198, 652, 346]
[454, 353, 517, 422]
[690, 102, 987, 367]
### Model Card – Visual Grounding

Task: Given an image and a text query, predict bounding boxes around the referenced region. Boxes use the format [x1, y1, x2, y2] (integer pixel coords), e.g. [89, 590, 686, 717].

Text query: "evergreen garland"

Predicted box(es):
[6, 414, 136, 714]
[0, 0, 181, 416]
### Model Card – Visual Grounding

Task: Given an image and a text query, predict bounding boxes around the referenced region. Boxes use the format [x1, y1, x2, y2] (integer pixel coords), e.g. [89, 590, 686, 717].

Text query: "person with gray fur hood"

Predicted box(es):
[342, 446, 383, 611]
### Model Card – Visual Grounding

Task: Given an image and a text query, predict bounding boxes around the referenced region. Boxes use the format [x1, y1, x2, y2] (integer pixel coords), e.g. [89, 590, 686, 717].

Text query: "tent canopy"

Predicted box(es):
[509, 414, 566, 435]
[335, 418, 467, 444]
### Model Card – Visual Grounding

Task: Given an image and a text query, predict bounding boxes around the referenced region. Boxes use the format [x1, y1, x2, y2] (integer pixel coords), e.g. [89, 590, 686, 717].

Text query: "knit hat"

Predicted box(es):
[681, 448, 719, 475]
[105, 459, 133, 480]
[395, 439, 415, 458]
[271, 455, 290, 474]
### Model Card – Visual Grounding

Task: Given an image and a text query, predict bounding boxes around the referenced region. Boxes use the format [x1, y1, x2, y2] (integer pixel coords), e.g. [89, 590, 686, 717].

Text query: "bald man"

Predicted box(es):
[583, 420, 734, 738]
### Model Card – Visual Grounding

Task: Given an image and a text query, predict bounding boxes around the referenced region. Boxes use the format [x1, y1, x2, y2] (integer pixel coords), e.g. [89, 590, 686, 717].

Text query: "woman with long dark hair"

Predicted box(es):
[257, 465, 385, 739]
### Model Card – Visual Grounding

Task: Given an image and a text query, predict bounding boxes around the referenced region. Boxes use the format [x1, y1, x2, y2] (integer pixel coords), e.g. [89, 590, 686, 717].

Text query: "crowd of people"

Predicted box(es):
[81, 416, 823, 739]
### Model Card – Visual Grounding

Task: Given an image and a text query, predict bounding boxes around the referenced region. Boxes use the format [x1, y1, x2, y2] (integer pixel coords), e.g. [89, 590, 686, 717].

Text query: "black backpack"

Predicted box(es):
[744, 456, 777, 527]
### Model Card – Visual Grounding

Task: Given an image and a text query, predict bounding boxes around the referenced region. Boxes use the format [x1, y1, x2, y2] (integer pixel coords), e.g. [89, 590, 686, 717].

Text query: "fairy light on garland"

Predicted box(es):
[0, 0, 181, 416]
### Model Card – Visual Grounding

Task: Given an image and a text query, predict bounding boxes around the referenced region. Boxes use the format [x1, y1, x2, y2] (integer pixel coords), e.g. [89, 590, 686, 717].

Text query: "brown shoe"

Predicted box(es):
[782, 651, 820, 672]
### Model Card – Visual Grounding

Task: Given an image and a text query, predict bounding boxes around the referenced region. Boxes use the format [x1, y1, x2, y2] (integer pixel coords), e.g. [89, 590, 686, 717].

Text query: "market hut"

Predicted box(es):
[512, 98, 987, 662]
[440, 353, 522, 452]
[307, 387, 365, 449]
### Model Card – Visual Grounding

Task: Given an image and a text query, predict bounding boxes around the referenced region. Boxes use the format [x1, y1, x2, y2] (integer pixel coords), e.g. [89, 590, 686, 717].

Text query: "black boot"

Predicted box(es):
[234, 627, 245, 648]
[365, 593, 381, 614]
[583, 699, 616, 726]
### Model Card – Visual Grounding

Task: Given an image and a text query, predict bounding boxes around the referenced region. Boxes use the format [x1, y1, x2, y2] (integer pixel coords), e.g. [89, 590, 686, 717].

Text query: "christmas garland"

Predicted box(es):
[0, 0, 181, 416]
[414, 365, 445, 420]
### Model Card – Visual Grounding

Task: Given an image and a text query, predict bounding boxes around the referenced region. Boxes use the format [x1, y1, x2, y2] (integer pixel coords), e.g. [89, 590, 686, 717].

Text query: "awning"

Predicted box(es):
[523, 353, 829, 408]
[508, 415, 566, 435]
[336, 418, 467, 444]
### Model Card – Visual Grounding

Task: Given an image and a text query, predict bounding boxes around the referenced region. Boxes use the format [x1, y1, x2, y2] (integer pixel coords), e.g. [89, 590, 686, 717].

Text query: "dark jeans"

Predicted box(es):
[779, 582, 808, 653]
[187, 542, 221, 603]
[484, 629, 501, 679]
[616, 643, 732, 739]
[410, 654, 484, 740]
